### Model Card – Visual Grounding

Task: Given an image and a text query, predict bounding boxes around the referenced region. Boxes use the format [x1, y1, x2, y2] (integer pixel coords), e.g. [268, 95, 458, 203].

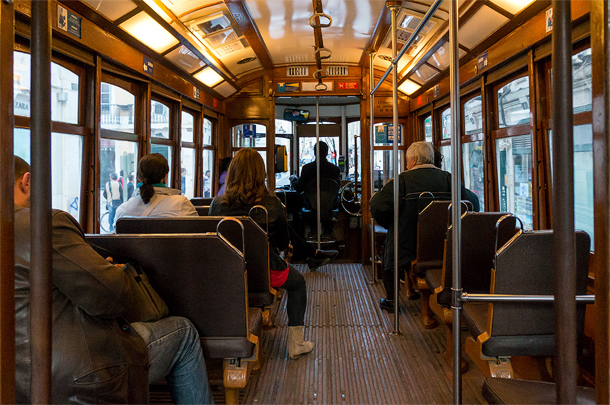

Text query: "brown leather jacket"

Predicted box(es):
[14, 206, 149, 403]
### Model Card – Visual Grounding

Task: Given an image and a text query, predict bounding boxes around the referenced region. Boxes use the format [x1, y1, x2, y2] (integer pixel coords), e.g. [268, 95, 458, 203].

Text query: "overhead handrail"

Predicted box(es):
[309, 12, 332, 28]
[370, 0, 444, 96]
[217, 217, 246, 256]
[314, 47, 332, 60]
[248, 205, 269, 234]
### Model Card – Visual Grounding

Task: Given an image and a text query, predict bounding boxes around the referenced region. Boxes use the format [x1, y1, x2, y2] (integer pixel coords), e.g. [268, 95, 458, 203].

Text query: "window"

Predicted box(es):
[464, 96, 483, 136]
[496, 135, 533, 229]
[203, 117, 215, 196]
[298, 136, 339, 174]
[275, 119, 292, 188]
[150, 97, 174, 184]
[180, 111, 196, 199]
[463, 141, 485, 210]
[372, 122, 403, 188]
[100, 83, 135, 133]
[424, 116, 432, 142]
[441, 108, 451, 139]
[232, 123, 266, 148]
[14, 129, 83, 217]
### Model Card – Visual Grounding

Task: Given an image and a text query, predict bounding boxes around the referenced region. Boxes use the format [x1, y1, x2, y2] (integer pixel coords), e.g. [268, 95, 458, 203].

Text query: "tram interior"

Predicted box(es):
[3, 0, 608, 403]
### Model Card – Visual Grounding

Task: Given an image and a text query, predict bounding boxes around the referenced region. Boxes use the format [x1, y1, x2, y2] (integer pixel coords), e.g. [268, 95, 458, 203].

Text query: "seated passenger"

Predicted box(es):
[369, 142, 477, 312]
[115, 153, 197, 227]
[13, 155, 213, 404]
[209, 148, 314, 359]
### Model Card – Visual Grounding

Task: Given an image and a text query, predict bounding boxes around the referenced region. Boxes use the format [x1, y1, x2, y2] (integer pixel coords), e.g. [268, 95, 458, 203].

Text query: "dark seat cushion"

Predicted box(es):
[412, 260, 442, 277]
[482, 377, 595, 404]
[425, 267, 442, 291]
[201, 308, 262, 360]
[462, 302, 488, 338]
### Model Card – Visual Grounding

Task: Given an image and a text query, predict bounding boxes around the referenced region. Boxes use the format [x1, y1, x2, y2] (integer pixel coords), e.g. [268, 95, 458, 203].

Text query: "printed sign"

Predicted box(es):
[278, 82, 300, 92]
[338, 82, 358, 90]
[386, 124, 402, 144]
[546, 8, 553, 33]
[194, 88, 200, 99]
[57, 5, 81, 39]
[477, 51, 488, 72]
[434, 84, 440, 98]
[143, 56, 154, 75]
[417, 95, 422, 106]
[243, 124, 263, 138]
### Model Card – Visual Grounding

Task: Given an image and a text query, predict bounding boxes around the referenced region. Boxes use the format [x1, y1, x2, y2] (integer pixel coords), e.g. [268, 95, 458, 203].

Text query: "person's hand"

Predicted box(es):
[289, 175, 298, 181]
[105, 256, 124, 269]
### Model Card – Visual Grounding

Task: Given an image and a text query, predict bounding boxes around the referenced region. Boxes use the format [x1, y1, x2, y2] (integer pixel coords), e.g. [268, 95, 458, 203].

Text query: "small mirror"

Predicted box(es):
[283, 108, 310, 122]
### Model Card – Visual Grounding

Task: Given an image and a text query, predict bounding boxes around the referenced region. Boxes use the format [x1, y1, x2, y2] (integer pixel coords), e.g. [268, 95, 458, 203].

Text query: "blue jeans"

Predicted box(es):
[131, 317, 214, 404]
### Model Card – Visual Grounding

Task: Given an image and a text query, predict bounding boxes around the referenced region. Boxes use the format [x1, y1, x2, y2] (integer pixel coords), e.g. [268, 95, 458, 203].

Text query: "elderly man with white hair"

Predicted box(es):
[370, 141, 477, 313]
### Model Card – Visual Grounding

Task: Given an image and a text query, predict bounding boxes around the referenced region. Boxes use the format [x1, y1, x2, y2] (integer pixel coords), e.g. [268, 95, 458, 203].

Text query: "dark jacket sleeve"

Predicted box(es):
[461, 185, 480, 212]
[293, 163, 313, 192]
[369, 177, 396, 229]
[51, 211, 136, 318]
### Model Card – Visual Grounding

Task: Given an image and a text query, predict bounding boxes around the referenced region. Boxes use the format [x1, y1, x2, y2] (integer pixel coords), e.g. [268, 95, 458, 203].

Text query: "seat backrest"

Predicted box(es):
[196, 206, 210, 216]
[414, 201, 471, 269]
[304, 178, 340, 213]
[86, 233, 248, 338]
[190, 197, 213, 206]
[490, 230, 590, 338]
[438, 212, 516, 305]
[115, 216, 273, 307]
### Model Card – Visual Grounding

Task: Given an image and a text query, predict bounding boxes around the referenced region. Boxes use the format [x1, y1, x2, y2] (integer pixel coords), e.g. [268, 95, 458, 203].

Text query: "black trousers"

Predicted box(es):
[288, 224, 317, 260]
[281, 265, 308, 326]
[382, 262, 410, 300]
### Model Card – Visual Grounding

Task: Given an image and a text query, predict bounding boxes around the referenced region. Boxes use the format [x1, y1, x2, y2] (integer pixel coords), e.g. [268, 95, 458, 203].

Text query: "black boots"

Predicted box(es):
[379, 298, 395, 313]
[307, 249, 338, 271]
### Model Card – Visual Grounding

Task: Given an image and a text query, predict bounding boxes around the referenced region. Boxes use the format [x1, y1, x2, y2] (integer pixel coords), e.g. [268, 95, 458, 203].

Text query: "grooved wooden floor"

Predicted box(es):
[242, 263, 486, 404]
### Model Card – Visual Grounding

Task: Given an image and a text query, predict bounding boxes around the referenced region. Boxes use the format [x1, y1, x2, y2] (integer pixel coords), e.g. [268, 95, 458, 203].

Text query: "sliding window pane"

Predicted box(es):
[497, 76, 530, 128]
[204, 118, 213, 146]
[180, 148, 196, 199]
[424, 116, 432, 142]
[440, 145, 451, 173]
[151, 100, 170, 139]
[441, 108, 451, 139]
[181, 111, 194, 143]
[100, 139, 137, 233]
[372, 150, 402, 190]
[572, 48, 592, 114]
[202, 149, 213, 197]
[464, 96, 483, 135]
[462, 141, 485, 210]
[495, 135, 533, 229]
[151, 144, 172, 184]
[275, 136, 292, 188]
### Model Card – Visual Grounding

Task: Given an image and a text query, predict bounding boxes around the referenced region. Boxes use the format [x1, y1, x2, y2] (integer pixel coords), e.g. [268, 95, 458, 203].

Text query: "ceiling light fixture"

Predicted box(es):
[398, 79, 421, 95]
[119, 12, 179, 53]
[194, 67, 223, 87]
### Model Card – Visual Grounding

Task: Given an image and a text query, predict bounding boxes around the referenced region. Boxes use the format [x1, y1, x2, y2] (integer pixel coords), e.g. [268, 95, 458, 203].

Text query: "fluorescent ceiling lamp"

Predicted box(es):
[119, 12, 179, 53]
[398, 79, 421, 95]
[143, 0, 173, 23]
[489, 0, 535, 15]
[194, 67, 223, 87]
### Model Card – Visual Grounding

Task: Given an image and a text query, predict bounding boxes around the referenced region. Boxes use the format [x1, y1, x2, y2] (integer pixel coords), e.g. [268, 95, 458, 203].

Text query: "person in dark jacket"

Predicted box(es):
[292, 141, 341, 207]
[370, 142, 478, 313]
[13, 155, 213, 404]
[209, 148, 314, 360]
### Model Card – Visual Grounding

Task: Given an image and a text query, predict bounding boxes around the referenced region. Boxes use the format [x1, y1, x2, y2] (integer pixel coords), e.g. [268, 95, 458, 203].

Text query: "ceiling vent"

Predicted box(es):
[327, 66, 349, 76]
[383, 9, 441, 58]
[287, 66, 309, 77]
[237, 56, 257, 65]
[378, 55, 393, 62]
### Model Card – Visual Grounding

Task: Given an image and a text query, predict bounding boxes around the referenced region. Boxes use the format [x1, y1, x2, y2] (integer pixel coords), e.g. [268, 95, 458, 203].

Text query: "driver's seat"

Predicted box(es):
[301, 178, 340, 238]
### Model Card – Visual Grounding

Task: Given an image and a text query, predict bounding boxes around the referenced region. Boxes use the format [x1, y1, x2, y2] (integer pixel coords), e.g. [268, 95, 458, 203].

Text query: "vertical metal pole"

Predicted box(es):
[551, 1, 576, 403]
[591, 1, 610, 402]
[369, 52, 377, 284]
[449, 0, 462, 402]
[30, 1, 53, 403]
[316, 98, 321, 249]
[389, 3, 401, 333]
[0, 0, 15, 402]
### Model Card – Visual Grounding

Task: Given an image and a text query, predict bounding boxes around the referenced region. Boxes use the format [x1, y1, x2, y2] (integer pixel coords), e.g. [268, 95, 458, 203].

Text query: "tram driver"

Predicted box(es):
[369, 142, 478, 313]
[13, 155, 213, 404]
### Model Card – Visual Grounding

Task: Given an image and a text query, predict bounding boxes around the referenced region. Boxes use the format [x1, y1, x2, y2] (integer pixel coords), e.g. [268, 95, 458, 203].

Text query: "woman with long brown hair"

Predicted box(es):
[209, 148, 313, 359]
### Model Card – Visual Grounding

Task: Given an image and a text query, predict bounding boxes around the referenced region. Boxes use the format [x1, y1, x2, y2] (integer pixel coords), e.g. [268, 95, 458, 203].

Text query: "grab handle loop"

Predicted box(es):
[309, 12, 332, 28]
[312, 69, 328, 80]
[314, 47, 332, 60]
[315, 82, 328, 91]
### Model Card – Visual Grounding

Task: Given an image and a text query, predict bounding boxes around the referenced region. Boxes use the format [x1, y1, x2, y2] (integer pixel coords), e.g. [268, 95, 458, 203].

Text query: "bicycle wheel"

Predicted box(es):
[100, 212, 110, 233]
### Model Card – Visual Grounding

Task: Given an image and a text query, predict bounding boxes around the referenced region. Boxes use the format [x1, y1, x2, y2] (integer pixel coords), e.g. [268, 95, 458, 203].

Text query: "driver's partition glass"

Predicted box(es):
[14, 128, 83, 219]
[495, 135, 533, 229]
[462, 141, 485, 210]
[99, 139, 138, 234]
[348, 121, 361, 181]
[298, 136, 340, 173]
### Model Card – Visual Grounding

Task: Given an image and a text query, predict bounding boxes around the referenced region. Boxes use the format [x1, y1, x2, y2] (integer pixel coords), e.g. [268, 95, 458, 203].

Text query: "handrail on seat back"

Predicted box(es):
[437, 212, 516, 306]
[196, 205, 210, 216]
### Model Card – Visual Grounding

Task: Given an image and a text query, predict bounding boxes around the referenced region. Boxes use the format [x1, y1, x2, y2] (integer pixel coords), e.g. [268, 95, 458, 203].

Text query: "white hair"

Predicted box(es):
[406, 142, 434, 165]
